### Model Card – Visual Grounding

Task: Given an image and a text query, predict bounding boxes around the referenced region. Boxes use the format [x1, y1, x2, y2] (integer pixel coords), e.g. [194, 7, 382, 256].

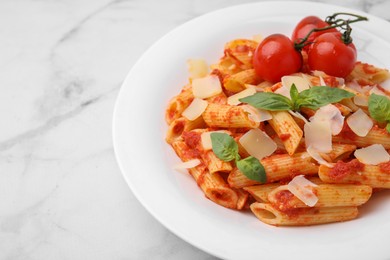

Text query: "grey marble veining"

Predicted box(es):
[1, 0, 389, 259]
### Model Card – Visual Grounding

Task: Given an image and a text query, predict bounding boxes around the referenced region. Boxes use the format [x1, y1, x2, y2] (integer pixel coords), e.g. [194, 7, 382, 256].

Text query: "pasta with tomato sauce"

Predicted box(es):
[165, 33, 390, 226]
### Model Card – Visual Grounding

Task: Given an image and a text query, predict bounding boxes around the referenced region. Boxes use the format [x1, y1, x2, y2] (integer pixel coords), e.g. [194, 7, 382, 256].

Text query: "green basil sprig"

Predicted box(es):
[368, 93, 390, 133]
[239, 84, 354, 112]
[210, 132, 266, 183]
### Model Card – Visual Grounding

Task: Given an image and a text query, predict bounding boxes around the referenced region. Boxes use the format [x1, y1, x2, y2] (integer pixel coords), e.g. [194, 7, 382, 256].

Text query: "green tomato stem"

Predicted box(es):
[294, 12, 368, 50]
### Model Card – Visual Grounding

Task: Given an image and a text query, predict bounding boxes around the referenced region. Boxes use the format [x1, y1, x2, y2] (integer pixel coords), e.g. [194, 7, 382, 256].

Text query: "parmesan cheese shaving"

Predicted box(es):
[187, 59, 208, 79]
[370, 86, 387, 96]
[307, 146, 334, 168]
[281, 75, 311, 92]
[227, 87, 256, 105]
[241, 105, 272, 123]
[309, 104, 344, 135]
[304, 120, 332, 153]
[181, 98, 208, 121]
[274, 85, 290, 98]
[192, 75, 222, 99]
[173, 159, 201, 173]
[239, 128, 277, 160]
[287, 175, 318, 207]
[353, 95, 368, 107]
[381, 79, 390, 92]
[354, 144, 390, 165]
[346, 109, 373, 137]
[319, 75, 326, 86]
[289, 110, 309, 123]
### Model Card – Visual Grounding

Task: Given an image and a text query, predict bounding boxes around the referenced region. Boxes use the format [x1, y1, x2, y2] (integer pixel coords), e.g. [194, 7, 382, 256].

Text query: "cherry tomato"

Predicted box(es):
[253, 34, 302, 83]
[292, 16, 338, 50]
[307, 32, 356, 78]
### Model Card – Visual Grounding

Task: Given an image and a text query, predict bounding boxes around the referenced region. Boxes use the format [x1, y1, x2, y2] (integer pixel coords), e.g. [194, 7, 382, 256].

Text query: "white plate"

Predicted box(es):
[113, 2, 390, 259]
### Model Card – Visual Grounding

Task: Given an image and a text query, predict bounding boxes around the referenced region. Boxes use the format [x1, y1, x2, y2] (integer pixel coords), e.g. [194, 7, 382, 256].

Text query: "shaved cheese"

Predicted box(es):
[227, 87, 256, 105]
[173, 159, 201, 173]
[346, 80, 371, 94]
[239, 128, 277, 160]
[182, 98, 208, 121]
[304, 120, 332, 153]
[381, 79, 390, 92]
[287, 175, 318, 207]
[309, 104, 344, 135]
[192, 75, 222, 99]
[346, 109, 373, 137]
[274, 85, 290, 98]
[353, 95, 368, 107]
[370, 86, 387, 96]
[354, 144, 390, 165]
[307, 146, 334, 168]
[289, 110, 309, 123]
[201, 130, 229, 150]
[281, 75, 311, 92]
[319, 75, 326, 86]
[241, 105, 272, 123]
[187, 59, 208, 79]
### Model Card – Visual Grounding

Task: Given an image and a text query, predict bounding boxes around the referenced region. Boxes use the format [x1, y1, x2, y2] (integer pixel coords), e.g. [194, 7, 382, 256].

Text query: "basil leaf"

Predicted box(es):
[368, 93, 390, 123]
[210, 132, 238, 162]
[295, 86, 355, 110]
[236, 156, 267, 183]
[239, 92, 292, 111]
[290, 83, 299, 103]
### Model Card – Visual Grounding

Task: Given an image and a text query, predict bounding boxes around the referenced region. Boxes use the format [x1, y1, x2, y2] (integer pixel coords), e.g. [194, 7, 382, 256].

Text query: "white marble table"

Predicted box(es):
[1, 0, 389, 259]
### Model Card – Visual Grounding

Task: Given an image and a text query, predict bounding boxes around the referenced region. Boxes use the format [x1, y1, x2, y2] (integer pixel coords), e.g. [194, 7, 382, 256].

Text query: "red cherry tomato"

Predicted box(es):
[292, 16, 338, 50]
[253, 34, 302, 83]
[307, 32, 357, 78]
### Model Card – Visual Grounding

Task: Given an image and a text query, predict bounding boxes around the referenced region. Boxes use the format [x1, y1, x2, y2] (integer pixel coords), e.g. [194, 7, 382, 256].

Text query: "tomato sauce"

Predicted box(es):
[379, 161, 390, 174]
[275, 190, 294, 210]
[329, 159, 365, 180]
[336, 122, 358, 141]
[182, 131, 200, 149]
[279, 133, 291, 141]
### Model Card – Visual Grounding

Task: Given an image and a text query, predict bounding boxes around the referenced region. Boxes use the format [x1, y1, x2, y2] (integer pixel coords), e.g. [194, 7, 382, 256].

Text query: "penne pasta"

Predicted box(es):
[267, 184, 372, 210]
[319, 161, 390, 188]
[228, 152, 318, 188]
[172, 141, 239, 209]
[202, 103, 259, 128]
[268, 111, 303, 155]
[250, 202, 358, 226]
[165, 33, 390, 227]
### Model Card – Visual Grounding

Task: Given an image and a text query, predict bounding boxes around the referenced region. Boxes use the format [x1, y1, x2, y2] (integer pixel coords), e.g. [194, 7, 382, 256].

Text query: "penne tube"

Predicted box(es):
[333, 125, 390, 149]
[243, 177, 323, 203]
[165, 85, 194, 124]
[347, 62, 390, 85]
[250, 202, 358, 226]
[268, 111, 303, 155]
[234, 188, 249, 210]
[223, 69, 260, 93]
[224, 39, 258, 67]
[267, 184, 372, 210]
[210, 56, 243, 75]
[319, 143, 357, 162]
[165, 117, 206, 144]
[206, 91, 228, 105]
[171, 141, 238, 209]
[319, 161, 390, 188]
[202, 150, 233, 174]
[202, 103, 259, 128]
[228, 152, 318, 188]
[243, 183, 281, 202]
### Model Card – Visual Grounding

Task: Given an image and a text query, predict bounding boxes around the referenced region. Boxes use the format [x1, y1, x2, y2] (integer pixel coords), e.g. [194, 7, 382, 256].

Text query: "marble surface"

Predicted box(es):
[1, 0, 390, 259]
